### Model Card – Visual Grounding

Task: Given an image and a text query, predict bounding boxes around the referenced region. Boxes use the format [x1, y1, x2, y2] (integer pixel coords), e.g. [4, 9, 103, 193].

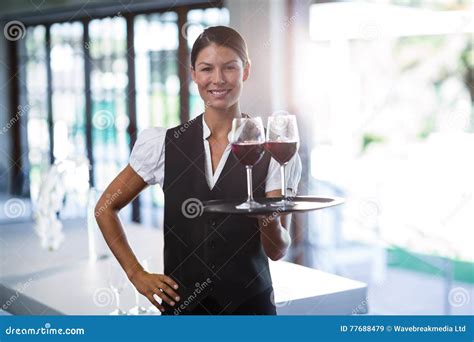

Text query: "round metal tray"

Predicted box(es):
[203, 196, 344, 215]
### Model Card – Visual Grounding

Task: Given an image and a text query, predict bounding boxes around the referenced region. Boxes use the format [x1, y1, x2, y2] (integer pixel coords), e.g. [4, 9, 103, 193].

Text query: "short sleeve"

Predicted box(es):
[129, 127, 167, 186]
[265, 153, 302, 196]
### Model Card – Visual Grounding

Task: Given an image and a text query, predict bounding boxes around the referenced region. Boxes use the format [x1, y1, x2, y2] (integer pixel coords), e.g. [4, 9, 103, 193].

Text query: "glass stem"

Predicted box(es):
[134, 288, 140, 305]
[246, 165, 254, 202]
[114, 290, 120, 310]
[280, 164, 286, 200]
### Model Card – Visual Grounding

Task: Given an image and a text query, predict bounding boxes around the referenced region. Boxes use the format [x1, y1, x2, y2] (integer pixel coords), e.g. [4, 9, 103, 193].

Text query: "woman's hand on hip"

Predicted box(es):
[129, 269, 180, 312]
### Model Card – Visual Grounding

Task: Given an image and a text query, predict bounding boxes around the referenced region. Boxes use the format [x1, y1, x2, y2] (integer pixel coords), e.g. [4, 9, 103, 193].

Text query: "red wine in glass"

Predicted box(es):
[230, 117, 266, 209]
[231, 142, 265, 166]
[266, 114, 300, 207]
[264, 141, 298, 165]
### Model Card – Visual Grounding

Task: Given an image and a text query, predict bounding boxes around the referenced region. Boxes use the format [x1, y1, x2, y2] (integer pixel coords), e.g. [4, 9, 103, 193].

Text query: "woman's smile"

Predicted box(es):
[191, 43, 249, 111]
[208, 88, 232, 99]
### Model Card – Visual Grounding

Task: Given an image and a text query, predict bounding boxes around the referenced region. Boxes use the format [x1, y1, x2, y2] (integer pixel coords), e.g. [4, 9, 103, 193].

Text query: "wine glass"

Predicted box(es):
[142, 257, 162, 315]
[265, 114, 300, 207]
[128, 258, 148, 315]
[107, 259, 128, 315]
[230, 117, 266, 209]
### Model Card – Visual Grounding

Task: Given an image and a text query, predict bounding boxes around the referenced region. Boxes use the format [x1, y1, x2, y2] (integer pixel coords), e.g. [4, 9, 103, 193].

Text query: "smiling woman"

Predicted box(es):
[191, 26, 250, 112]
[95, 26, 302, 316]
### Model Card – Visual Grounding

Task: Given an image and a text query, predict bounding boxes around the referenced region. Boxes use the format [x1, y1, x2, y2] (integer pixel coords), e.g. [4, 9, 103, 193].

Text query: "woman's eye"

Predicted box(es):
[226, 66, 236, 70]
[201, 67, 211, 72]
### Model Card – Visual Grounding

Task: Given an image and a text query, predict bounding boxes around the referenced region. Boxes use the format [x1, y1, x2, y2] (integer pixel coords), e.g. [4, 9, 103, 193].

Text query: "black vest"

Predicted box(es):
[162, 113, 272, 314]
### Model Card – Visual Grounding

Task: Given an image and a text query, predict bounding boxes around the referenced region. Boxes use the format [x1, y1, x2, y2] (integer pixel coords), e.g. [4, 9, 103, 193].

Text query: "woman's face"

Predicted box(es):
[191, 43, 250, 111]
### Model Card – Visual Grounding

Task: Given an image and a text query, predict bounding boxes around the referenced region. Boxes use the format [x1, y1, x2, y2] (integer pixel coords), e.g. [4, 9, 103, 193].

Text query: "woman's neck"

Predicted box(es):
[203, 103, 241, 140]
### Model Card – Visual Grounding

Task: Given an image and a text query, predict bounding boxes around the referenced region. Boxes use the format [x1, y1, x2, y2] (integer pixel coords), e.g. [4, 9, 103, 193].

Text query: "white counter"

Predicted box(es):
[0, 219, 367, 315]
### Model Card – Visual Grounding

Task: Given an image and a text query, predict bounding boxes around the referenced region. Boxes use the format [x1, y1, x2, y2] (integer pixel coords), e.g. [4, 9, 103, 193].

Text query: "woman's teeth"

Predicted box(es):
[209, 90, 230, 96]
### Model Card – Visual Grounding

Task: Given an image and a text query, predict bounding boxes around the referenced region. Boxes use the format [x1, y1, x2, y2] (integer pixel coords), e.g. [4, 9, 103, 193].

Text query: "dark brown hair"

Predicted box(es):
[190, 26, 249, 69]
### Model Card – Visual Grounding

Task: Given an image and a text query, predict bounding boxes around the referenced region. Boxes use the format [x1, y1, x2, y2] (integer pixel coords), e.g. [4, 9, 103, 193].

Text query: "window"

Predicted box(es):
[89, 17, 129, 191]
[12, 4, 229, 224]
[50, 22, 86, 163]
[19, 25, 48, 201]
[135, 12, 180, 130]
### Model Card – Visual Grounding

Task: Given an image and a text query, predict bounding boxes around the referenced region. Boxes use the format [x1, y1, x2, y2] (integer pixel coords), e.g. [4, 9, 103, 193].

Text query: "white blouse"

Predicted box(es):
[129, 115, 302, 195]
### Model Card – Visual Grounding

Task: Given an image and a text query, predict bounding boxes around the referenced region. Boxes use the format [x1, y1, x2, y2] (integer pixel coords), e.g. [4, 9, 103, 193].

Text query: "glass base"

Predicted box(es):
[236, 199, 265, 209]
[109, 308, 128, 315]
[270, 199, 296, 207]
[128, 305, 148, 315]
[147, 305, 162, 315]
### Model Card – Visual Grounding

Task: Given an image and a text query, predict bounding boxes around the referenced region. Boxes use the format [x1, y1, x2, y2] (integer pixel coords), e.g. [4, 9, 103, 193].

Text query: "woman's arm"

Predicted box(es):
[95, 165, 180, 312]
[258, 189, 292, 261]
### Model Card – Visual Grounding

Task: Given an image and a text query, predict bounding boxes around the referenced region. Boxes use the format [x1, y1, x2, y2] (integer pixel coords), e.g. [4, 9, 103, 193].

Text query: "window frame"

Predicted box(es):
[5, 0, 224, 222]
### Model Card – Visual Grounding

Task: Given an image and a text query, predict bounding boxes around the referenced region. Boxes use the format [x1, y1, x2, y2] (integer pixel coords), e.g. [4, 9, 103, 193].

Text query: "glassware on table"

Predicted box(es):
[230, 116, 266, 209]
[107, 259, 128, 315]
[265, 114, 300, 207]
[142, 257, 162, 315]
[128, 258, 149, 315]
